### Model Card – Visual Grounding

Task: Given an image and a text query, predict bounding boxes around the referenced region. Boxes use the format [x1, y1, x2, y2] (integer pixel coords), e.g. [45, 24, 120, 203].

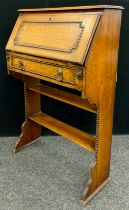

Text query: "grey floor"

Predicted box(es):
[0, 135, 129, 210]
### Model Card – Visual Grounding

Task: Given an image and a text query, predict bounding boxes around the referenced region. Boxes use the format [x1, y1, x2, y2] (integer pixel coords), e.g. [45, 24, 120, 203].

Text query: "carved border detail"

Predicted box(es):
[9, 52, 79, 70]
[14, 20, 85, 53]
[95, 109, 100, 160]
[10, 54, 78, 85]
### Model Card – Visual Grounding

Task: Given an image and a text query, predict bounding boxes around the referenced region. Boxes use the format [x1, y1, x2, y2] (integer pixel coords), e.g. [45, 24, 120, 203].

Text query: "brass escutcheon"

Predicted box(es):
[76, 69, 83, 80]
[55, 68, 63, 82]
[19, 60, 24, 70]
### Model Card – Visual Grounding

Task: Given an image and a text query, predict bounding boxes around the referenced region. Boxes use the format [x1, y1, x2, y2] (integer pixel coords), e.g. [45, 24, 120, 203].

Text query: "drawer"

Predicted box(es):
[8, 53, 83, 90]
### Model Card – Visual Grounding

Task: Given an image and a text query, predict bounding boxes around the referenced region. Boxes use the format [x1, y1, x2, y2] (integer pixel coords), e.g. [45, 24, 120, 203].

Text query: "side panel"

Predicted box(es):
[81, 9, 122, 205]
[84, 9, 122, 105]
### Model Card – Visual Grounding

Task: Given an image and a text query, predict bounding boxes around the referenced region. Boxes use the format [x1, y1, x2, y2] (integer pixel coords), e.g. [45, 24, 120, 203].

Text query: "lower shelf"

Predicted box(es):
[29, 112, 96, 153]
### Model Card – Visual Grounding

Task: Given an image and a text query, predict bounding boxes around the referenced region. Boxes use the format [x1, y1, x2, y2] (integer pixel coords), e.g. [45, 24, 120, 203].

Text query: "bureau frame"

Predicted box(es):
[6, 5, 123, 206]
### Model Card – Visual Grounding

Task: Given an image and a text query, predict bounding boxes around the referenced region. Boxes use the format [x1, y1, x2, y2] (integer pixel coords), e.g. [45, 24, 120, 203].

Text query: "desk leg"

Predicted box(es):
[81, 107, 113, 205]
[13, 79, 41, 153]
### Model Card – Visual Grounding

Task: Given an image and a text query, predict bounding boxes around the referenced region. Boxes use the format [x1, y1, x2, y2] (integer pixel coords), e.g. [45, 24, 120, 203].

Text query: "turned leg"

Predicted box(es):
[81, 105, 114, 205]
[13, 78, 41, 153]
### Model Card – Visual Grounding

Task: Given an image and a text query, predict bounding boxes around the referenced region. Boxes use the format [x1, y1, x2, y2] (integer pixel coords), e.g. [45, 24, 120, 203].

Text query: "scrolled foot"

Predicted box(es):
[13, 119, 41, 153]
[80, 162, 110, 206]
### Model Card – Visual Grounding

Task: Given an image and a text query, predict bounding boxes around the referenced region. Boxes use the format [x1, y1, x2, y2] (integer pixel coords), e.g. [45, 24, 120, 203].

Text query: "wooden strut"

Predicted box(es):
[80, 109, 112, 205]
[13, 78, 113, 206]
[13, 81, 112, 205]
[14, 81, 96, 154]
[14, 78, 41, 153]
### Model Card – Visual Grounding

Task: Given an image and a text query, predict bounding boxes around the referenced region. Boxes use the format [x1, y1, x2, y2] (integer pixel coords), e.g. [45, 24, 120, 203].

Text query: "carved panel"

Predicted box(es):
[14, 21, 85, 53]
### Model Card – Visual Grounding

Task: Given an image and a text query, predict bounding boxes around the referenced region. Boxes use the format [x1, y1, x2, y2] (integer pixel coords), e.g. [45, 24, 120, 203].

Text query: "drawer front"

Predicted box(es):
[9, 54, 83, 90]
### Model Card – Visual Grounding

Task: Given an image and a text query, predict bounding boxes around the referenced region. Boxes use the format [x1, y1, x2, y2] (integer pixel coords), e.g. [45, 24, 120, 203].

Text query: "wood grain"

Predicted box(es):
[6, 5, 123, 206]
[18, 5, 124, 12]
[6, 12, 101, 64]
[29, 112, 96, 153]
[81, 9, 122, 205]
[28, 84, 97, 113]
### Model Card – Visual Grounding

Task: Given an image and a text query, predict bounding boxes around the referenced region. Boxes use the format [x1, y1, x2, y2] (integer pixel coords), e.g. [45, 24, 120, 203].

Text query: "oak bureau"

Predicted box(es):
[6, 5, 123, 205]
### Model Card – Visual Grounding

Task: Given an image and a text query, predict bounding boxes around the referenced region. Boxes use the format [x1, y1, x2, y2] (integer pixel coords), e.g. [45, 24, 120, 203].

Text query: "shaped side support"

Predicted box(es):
[81, 9, 122, 205]
[13, 78, 41, 153]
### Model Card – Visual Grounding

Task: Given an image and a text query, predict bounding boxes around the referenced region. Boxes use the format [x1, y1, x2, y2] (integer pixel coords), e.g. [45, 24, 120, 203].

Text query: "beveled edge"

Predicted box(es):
[18, 5, 124, 12]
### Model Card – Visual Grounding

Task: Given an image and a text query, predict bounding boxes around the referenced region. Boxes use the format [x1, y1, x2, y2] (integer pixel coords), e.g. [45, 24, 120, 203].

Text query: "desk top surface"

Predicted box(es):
[18, 5, 124, 12]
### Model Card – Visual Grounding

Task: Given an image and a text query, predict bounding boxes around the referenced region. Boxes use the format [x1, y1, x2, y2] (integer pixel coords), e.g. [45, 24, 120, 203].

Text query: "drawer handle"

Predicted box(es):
[19, 60, 24, 70]
[55, 69, 63, 82]
[76, 69, 83, 80]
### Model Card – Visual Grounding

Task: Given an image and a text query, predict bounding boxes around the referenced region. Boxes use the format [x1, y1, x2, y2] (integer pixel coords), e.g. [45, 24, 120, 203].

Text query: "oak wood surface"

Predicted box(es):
[18, 5, 124, 12]
[6, 12, 101, 64]
[6, 5, 123, 206]
[81, 9, 122, 205]
[14, 78, 41, 153]
[7, 52, 83, 90]
[28, 84, 97, 113]
[11, 54, 82, 86]
[29, 112, 96, 153]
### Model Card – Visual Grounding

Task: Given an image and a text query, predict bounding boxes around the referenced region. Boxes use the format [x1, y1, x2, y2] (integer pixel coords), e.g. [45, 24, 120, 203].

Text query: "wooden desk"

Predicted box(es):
[6, 5, 123, 205]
